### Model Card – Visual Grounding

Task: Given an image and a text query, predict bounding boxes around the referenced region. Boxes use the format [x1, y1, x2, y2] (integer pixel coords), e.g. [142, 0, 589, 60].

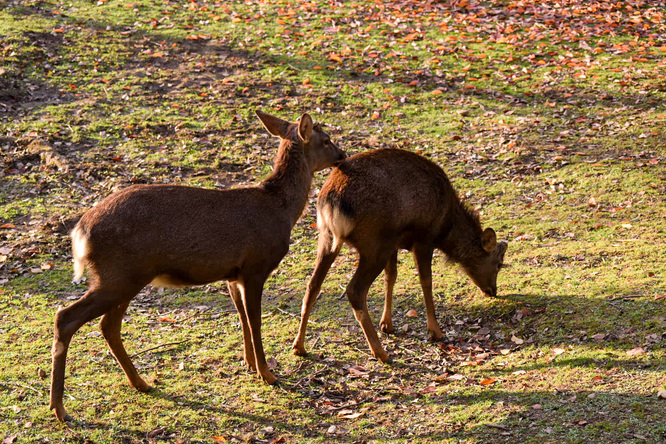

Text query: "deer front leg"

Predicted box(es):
[413, 246, 444, 341]
[240, 277, 276, 385]
[228, 281, 256, 372]
[380, 250, 398, 334]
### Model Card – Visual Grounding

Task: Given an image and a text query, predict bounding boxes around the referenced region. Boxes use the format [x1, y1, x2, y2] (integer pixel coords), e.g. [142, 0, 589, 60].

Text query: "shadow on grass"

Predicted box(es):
[57, 378, 665, 443]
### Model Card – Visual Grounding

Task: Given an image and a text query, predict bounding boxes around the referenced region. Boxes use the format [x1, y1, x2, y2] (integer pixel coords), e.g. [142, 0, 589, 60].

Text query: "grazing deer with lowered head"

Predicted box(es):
[50, 111, 345, 422]
[293, 148, 507, 362]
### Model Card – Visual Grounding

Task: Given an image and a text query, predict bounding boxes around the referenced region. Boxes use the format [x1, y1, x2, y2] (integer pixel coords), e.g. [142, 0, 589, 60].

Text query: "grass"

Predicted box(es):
[1, 0, 665, 443]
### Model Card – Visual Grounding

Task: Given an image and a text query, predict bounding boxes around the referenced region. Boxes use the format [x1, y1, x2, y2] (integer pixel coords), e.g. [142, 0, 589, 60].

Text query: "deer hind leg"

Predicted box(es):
[240, 275, 275, 385]
[50, 287, 126, 422]
[413, 246, 444, 341]
[346, 251, 392, 363]
[380, 250, 398, 334]
[228, 281, 256, 371]
[99, 301, 151, 392]
[293, 230, 341, 356]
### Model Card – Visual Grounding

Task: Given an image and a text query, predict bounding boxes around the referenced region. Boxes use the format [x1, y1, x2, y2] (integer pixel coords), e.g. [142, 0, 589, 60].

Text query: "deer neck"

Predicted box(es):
[261, 139, 313, 226]
[439, 203, 484, 265]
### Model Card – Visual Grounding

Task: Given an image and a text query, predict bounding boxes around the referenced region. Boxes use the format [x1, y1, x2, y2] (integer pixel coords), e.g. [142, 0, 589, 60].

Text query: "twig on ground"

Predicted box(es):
[0, 381, 44, 394]
[130, 340, 190, 358]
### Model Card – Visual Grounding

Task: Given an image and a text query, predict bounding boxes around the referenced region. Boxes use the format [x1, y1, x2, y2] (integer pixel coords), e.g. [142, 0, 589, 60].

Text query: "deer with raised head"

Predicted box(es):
[293, 148, 507, 362]
[50, 110, 345, 422]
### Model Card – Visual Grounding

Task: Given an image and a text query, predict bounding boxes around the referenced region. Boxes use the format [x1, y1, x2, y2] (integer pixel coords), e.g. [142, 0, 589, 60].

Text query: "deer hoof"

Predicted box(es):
[261, 371, 277, 385]
[53, 405, 72, 423]
[374, 350, 391, 364]
[428, 330, 444, 342]
[380, 322, 394, 334]
[136, 384, 153, 393]
[292, 342, 308, 357]
[132, 378, 153, 392]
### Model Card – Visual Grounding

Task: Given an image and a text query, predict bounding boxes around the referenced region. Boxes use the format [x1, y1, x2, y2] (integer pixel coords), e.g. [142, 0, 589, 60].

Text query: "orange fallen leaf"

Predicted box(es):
[480, 378, 496, 386]
[626, 347, 645, 356]
[405, 309, 418, 318]
[0, 224, 16, 229]
[431, 89, 443, 95]
[371, 111, 380, 120]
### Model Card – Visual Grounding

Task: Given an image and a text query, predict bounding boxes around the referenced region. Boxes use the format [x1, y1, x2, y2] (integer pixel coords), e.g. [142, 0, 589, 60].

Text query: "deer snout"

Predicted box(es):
[333, 149, 346, 166]
[483, 286, 497, 297]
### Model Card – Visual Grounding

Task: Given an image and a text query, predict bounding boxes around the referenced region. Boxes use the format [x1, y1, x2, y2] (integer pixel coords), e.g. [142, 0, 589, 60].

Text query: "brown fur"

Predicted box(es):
[293, 148, 507, 362]
[49, 111, 345, 422]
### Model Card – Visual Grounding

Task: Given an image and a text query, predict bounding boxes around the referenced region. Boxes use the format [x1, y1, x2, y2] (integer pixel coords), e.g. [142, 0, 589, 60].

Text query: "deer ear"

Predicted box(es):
[481, 228, 497, 253]
[298, 113, 314, 143]
[255, 110, 290, 138]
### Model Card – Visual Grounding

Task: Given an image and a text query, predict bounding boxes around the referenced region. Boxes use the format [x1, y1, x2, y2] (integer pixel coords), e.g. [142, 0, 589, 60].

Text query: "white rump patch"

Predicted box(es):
[318, 204, 354, 251]
[70, 225, 89, 284]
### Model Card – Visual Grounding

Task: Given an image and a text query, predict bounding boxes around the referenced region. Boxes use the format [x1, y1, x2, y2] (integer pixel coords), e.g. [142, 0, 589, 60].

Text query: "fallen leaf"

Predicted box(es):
[146, 427, 166, 439]
[212, 437, 226, 443]
[347, 365, 369, 377]
[626, 347, 645, 356]
[657, 389, 666, 399]
[511, 335, 524, 345]
[480, 378, 496, 386]
[405, 309, 418, 318]
[552, 347, 566, 355]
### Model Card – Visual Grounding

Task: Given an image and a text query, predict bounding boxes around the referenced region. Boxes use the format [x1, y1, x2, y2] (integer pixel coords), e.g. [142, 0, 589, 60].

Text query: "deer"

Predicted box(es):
[292, 148, 508, 363]
[49, 110, 345, 422]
